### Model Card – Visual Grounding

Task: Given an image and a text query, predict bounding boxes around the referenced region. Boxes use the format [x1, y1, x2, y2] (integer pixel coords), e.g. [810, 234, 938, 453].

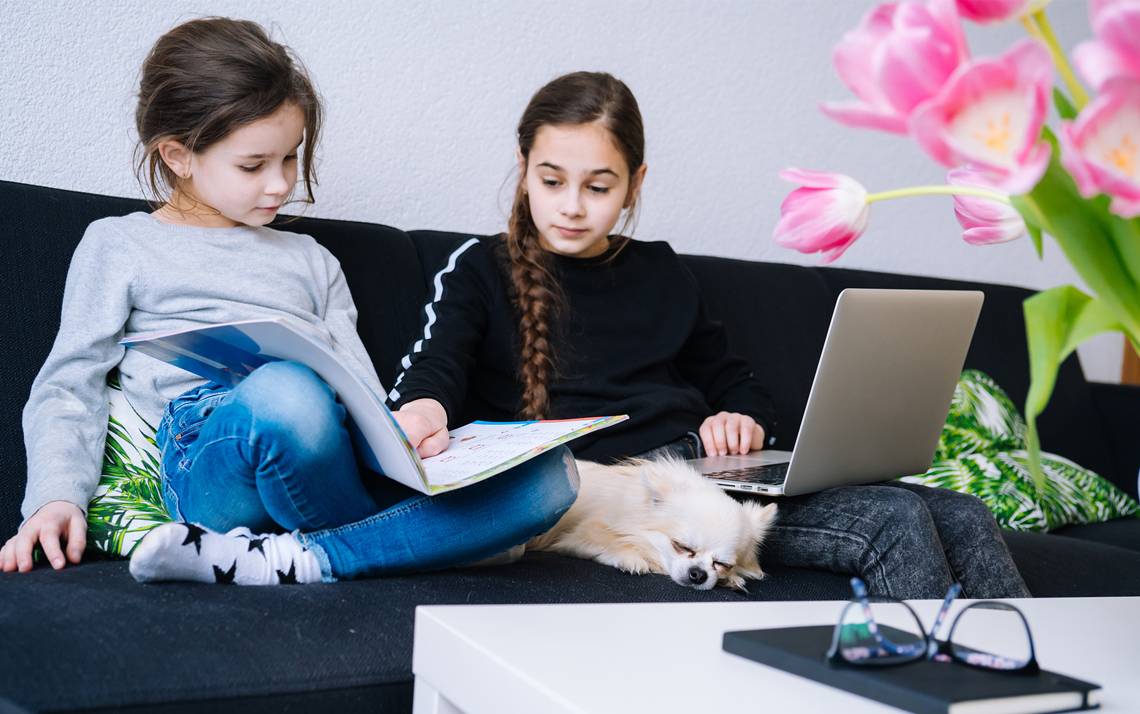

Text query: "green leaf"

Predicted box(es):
[1023, 287, 1123, 488]
[1009, 195, 1045, 259]
[1107, 213, 1140, 298]
[1027, 223, 1043, 259]
[1052, 87, 1078, 121]
[1023, 160, 1140, 335]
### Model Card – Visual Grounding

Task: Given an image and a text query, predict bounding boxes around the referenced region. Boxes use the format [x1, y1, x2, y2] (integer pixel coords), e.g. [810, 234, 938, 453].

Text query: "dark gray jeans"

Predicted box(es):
[635, 435, 1030, 599]
[754, 481, 1030, 599]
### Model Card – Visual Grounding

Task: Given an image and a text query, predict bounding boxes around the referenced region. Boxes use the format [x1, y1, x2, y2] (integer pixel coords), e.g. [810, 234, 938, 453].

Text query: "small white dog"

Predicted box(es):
[527, 457, 778, 590]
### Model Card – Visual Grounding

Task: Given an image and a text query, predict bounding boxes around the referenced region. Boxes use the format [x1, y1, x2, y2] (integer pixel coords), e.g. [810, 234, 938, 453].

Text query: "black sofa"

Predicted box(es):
[2, 179, 1139, 713]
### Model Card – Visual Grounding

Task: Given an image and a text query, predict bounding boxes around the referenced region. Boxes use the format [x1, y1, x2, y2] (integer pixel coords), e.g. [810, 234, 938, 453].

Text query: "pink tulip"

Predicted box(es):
[773, 169, 870, 263]
[910, 39, 1053, 194]
[1059, 79, 1140, 218]
[821, 0, 969, 134]
[955, 0, 1049, 23]
[947, 167, 1027, 244]
[1073, 0, 1140, 91]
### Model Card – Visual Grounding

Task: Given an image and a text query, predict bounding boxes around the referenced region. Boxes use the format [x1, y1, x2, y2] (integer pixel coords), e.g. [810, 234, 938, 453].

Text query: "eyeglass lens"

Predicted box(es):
[836, 598, 927, 665]
[946, 602, 1033, 670]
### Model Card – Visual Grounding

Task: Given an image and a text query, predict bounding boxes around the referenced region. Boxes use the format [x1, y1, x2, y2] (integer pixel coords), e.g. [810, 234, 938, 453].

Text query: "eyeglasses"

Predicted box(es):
[827, 578, 1039, 674]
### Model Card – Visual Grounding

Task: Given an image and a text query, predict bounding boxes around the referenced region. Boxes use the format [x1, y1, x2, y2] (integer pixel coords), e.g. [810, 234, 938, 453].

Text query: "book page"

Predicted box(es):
[421, 418, 622, 490]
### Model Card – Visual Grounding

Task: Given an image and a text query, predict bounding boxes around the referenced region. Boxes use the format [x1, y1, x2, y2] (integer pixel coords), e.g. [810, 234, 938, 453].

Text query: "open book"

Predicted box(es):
[120, 318, 626, 495]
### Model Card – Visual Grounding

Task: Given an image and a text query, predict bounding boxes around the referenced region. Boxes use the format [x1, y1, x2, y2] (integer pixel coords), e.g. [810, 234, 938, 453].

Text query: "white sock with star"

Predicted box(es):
[129, 522, 322, 585]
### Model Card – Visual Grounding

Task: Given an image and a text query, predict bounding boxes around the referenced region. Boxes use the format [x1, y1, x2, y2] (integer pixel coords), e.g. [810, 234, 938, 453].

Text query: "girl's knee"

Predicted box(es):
[515, 446, 580, 525]
[240, 361, 327, 402]
[937, 488, 1001, 529]
[874, 487, 936, 531]
[237, 361, 343, 445]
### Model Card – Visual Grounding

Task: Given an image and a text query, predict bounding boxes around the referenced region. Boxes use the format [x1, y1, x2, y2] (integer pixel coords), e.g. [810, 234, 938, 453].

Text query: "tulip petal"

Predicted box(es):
[773, 170, 870, 261]
[948, 166, 1027, 244]
[1058, 79, 1140, 218]
[823, 0, 968, 134]
[955, 0, 1031, 24]
[963, 225, 1024, 244]
[819, 101, 911, 133]
[910, 39, 1052, 191]
[1074, 39, 1138, 91]
[1075, 0, 1140, 90]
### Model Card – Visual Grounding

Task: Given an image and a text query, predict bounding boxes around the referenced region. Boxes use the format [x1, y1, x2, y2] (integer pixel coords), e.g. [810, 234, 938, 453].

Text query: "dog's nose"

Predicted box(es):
[688, 567, 707, 585]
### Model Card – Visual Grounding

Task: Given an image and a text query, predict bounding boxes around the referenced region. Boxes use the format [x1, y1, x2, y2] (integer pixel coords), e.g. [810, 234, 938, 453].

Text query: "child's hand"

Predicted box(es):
[0, 500, 86, 573]
[394, 398, 451, 458]
[699, 412, 766, 457]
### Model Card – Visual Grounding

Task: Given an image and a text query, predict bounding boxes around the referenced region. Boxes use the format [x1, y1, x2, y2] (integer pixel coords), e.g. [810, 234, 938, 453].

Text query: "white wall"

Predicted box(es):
[1, 0, 1121, 381]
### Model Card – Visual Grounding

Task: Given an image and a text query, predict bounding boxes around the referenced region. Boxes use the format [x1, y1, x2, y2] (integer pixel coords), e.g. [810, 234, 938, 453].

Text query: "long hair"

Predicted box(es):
[506, 71, 645, 419]
[134, 17, 323, 210]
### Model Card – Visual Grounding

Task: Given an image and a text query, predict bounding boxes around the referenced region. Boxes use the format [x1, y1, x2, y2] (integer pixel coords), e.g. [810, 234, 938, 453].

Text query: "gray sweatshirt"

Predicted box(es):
[21, 212, 383, 521]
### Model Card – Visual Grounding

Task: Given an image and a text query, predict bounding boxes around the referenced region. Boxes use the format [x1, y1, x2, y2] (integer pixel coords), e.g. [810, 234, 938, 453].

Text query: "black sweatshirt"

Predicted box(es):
[387, 236, 777, 462]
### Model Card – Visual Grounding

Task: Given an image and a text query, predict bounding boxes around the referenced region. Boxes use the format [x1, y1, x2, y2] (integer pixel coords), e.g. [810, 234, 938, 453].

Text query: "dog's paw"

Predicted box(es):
[596, 551, 653, 575]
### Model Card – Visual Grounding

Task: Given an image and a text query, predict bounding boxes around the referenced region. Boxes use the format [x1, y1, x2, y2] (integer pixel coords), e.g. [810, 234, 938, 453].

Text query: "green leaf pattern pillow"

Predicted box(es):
[902, 370, 1140, 532]
[87, 371, 171, 556]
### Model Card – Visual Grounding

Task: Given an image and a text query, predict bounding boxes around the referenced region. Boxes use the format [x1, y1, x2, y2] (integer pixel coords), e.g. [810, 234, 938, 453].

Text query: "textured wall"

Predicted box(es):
[0, 0, 1121, 381]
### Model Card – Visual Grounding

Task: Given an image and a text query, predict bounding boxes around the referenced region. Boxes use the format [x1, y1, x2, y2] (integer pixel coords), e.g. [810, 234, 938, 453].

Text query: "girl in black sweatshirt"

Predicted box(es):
[388, 71, 1029, 599]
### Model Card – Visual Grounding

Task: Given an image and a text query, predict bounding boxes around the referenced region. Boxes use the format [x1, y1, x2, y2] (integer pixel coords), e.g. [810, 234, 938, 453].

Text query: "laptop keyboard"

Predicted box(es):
[704, 462, 789, 485]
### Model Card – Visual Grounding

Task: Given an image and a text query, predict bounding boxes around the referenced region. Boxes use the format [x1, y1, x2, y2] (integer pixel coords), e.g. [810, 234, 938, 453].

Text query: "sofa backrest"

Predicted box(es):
[0, 181, 1117, 539]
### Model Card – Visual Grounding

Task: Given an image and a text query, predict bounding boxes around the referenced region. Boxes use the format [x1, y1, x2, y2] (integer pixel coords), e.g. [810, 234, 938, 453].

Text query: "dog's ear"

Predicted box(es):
[639, 463, 673, 506]
[744, 501, 778, 541]
[735, 502, 777, 583]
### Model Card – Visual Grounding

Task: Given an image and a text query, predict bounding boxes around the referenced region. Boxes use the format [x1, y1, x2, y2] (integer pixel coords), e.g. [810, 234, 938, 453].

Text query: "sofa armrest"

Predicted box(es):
[1088, 382, 1140, 501]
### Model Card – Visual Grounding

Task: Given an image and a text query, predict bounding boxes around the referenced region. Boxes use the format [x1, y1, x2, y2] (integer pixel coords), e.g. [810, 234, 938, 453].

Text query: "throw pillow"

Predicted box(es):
[902, 370, 1140, 532]
[87, 371, 171, 556]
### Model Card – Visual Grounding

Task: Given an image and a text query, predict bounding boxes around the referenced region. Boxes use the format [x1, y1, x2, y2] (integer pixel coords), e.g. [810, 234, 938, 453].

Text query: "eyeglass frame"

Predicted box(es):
[826, 577, 1040, 675]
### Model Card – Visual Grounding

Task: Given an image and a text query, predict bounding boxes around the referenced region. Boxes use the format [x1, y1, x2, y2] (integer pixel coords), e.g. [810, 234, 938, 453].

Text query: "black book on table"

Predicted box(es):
[722, 625, 1101, 714]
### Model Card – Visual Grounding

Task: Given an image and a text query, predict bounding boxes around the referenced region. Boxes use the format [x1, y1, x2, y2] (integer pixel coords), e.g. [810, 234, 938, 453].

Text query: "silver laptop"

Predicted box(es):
[692, 288, 983, 497]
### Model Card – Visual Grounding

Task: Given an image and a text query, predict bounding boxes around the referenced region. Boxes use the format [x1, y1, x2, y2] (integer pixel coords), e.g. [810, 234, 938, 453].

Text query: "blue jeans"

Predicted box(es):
[157, 361, 579, 581]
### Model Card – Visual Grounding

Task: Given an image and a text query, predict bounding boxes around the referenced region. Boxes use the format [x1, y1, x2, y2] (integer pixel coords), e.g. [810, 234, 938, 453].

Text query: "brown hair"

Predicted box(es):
[506, 71, 645, 419]
[134, 17, 322, 209]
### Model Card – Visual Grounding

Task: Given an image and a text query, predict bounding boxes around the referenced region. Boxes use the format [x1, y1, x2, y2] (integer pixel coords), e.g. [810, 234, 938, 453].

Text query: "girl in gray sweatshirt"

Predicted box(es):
[0, 17, 577, 585]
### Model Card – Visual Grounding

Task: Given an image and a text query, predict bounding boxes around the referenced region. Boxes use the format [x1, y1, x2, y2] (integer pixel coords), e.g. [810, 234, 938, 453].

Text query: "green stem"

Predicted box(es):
[1027, 10, 1090, 110]
[866, 185, 1011, 204]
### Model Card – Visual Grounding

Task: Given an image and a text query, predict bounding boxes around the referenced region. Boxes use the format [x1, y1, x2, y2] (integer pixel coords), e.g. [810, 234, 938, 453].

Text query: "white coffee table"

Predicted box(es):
[412, 597, 1139, 713]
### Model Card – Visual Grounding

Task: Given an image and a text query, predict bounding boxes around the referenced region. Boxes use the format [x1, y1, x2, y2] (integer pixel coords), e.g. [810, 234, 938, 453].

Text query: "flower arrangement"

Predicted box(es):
[775, 0, 1140, 484]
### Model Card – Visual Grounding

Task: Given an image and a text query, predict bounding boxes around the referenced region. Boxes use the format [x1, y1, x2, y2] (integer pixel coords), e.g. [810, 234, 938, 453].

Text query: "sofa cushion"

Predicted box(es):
[2, 535, 1138, 713]
[87, 371, 169, 556]
[1002, 529, 1140, 596]
[1087, 382, 1140, 500]
[1052, 518, 1140, 552]
[902, 370, 1140, 532]
[0, 556, 848, 713]
[681, 256, 836, 450]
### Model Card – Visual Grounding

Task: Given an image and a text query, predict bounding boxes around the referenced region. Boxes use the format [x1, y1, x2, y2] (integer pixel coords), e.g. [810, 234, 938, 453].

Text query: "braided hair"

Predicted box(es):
[506, 71, 645, 419]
